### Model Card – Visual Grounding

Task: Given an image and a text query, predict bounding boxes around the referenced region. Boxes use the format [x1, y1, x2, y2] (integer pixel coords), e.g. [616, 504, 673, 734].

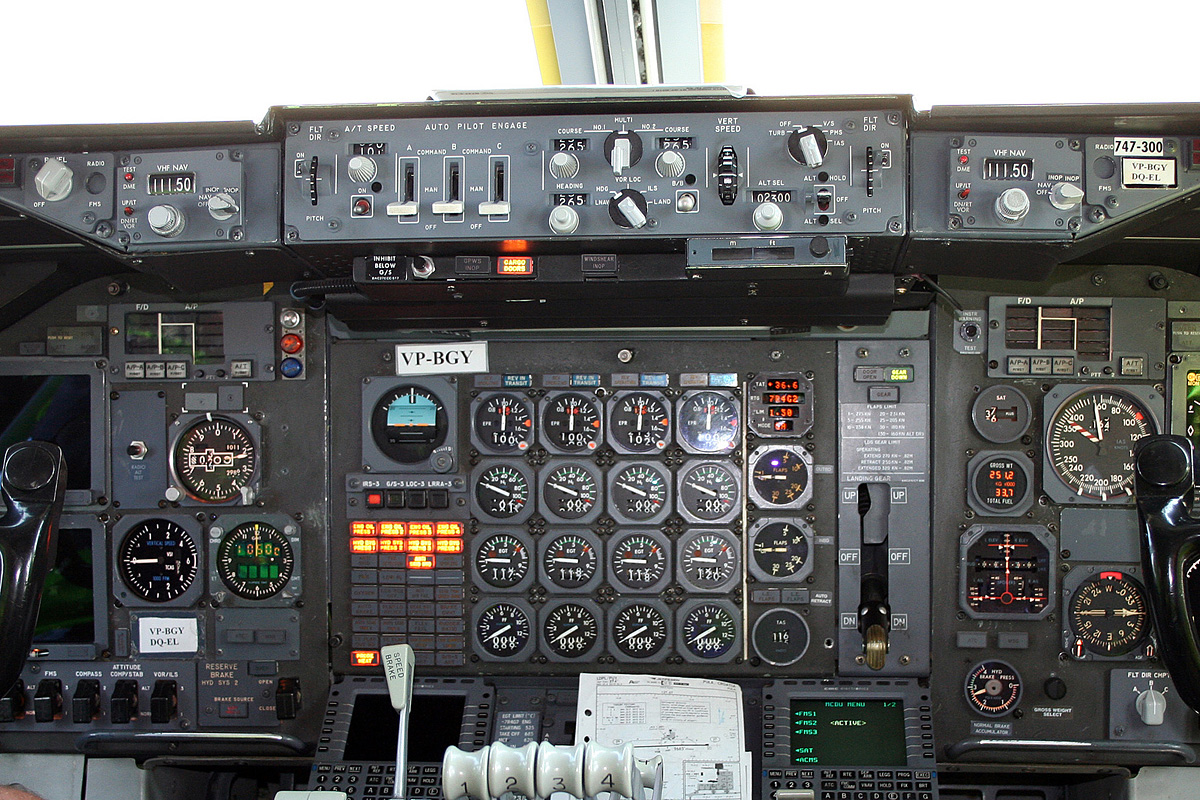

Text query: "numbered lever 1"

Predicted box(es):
[443, 741, 662, 800]
[0, 442, 66, 697]
[1134, 435, 1200, 712]
[858, 483, 891, 671]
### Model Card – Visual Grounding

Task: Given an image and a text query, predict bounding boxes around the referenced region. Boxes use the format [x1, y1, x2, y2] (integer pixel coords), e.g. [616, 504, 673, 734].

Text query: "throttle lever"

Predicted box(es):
[0, 441, 66, 697]
[1134, 434, 1200, 711]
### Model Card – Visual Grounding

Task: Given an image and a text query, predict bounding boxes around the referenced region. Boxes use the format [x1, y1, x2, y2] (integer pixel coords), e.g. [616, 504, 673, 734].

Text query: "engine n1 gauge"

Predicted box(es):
[959, 525, 1055, 619]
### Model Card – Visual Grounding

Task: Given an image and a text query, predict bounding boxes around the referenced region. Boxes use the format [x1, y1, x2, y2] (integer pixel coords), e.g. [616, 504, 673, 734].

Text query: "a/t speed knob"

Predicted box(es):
[347, 155, 377, 184]
[147, 205, 186, 237]
[549, 152, 580, 180]
[994, 187, 1030, 223]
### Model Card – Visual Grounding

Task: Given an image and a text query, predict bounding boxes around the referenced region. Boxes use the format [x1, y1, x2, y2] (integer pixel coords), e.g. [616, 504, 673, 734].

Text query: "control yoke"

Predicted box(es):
[0, 441, 66, 696]
[1134, 435, 1200, 712]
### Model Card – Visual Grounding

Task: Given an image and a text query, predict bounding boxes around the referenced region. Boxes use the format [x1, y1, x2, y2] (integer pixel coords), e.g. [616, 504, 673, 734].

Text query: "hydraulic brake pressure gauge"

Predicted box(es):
[1045, 388, 1157, 502]
[472, 392, 535, 454]
[541, 392, 603, 453]
[608, 391, 671, 453]
[678, 461, 740, 524]
[216, 522, 294, 599]
[676, 390, 740, 453]
[964, 660, 1023, 717]
[171, 416, 257, 503]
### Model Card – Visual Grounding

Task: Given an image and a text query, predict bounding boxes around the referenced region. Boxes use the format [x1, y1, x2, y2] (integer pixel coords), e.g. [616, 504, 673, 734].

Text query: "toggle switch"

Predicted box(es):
[110, 679, 139, 724]
[71, 679, 100, 723]
[150, 680, 177, 723]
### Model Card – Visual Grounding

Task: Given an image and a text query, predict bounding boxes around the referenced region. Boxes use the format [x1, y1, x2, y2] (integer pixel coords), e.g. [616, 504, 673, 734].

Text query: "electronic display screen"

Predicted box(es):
[553, 138, 588, 151]
[32, 527, 95, 644]
[791, 699, 907, 766]
[972, 456, 1029, 512]
[982, 158, 1034, 181]
[343, 693, 466, 762]
[1185, 371, 1200, 455]
[0, 374, 91, 490]
[147, 172, 196, 195]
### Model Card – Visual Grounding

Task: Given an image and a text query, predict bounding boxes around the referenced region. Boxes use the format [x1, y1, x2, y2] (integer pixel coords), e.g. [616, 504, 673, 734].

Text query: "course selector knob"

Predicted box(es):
[34, 159, 74, 201]
[206, 193, 239, 221]
[548, 152, 579, 180]
[788, 126, 828, 167]
[994, 187, 1030, 222]
[753, 201, 783, 231]
[347, 155, 378, 184]
[147, 204, 186, 237]
[548, 204, 579, 235]
[655, 150, 686, 178]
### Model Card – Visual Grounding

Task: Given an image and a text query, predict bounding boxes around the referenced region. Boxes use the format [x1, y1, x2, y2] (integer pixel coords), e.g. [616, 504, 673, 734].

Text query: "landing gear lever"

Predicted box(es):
[857, 483, 890, 670]
[1134, 435, 1200, 712]
[0, 442, 66, 696]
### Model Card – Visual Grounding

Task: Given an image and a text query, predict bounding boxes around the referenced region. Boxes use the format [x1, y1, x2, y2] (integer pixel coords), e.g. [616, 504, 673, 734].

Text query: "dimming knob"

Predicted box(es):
[1049, 182, 1084, 211]
[753, 201, 783, 231]
[994, 187, 1030, 222]
[347, 155, 377, 184]
[548, 204, 579, 235]
[206, 193, 239, 221]
[34, 159, 74, 201]
[787, 126, 828, 167]
[147, 205, 186, 237]
[549, 152, 580, 180]
[655, 150, 686, 178]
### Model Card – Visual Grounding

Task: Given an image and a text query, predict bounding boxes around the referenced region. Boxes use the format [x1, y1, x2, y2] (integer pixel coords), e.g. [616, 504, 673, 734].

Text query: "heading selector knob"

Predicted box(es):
[347, 155, 378, 184]
[787, 126, 828, 168]
[655, 150, 686, 178]
[147, 204, 186, 237]
[34, 159, 74, 201]
[548, 204, 579, 235]
[604, 131, 642, 177]
[548, 152, 580, 180]
[994, 187, 1031, 223]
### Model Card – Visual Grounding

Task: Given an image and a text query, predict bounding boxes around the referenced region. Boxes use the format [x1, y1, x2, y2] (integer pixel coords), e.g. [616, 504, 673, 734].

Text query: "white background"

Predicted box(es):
[5, 0, 1197, 125]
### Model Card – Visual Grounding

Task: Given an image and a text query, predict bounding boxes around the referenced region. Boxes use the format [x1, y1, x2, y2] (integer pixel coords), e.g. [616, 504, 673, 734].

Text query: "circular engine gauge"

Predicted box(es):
[676, 390, 740, 453]
[539, 461, 602, 523]
[1045, 389, 1156, 502]
[472, 461, 534, 522]
[967, 452, 1034, 517]
[541, 531, 601, 591]
[541, 392, 603, 453]
[608, 391, 671, 454]
[677, 461, 741, 524]
[748, 519, 812, 582]
[472, 531, 533, 590]
[609, 461, 671, 524]
[677, 530, 740, 592]
[1068, 571, 1150, 657]
[964, 660, 1023, 717]
[678, 601, 739, 662]
[370, 385, 448, 464]
[610, 602, 669, 661]
[216, 521, 294, 599]
[749, 446, 812, 509]
[118, 519, 199, 603]
[609, 531, 670, 592]
[541, 601, 602, 661]
[473, 600, 534, 661]
[751, 608, 810, 667]
[172, 416, 257, 503]
[473, 392, 535, 454]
